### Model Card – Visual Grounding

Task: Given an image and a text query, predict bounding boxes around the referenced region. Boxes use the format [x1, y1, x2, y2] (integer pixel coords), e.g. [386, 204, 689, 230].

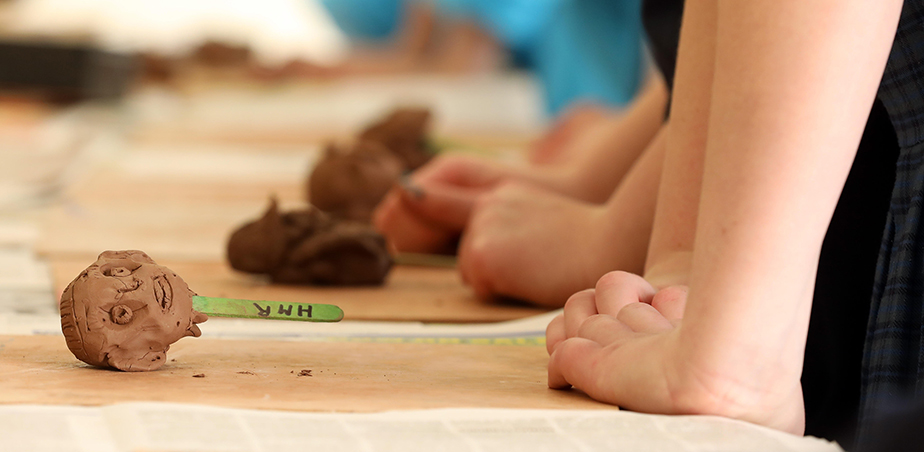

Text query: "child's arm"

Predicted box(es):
[642, 0, 717, 289]
[372, 75, 667, 254]
[548, 0, 902, 434]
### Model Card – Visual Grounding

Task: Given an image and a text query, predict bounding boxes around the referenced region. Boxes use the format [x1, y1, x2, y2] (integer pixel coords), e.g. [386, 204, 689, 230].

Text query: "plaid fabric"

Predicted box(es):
[859, 1, 924, 446]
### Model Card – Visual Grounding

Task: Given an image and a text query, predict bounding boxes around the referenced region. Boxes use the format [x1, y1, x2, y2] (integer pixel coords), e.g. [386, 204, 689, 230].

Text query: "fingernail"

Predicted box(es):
[400, 177, 425, 200]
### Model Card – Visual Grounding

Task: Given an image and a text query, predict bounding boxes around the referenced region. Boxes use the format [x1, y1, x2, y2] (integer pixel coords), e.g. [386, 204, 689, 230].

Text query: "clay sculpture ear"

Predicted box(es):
[273, 222, 392, 285]
[185, 310, 208, 337]
[106, 348, 168, 372]
[227, 198, 288, 274]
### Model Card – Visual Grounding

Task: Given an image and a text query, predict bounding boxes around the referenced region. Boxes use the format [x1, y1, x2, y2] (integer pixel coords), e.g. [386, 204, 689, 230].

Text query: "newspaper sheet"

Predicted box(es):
[0, 403, 842, 452]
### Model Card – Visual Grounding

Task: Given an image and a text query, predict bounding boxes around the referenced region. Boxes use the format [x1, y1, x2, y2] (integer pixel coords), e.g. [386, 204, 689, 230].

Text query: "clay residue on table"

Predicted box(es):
[227, 198, 392, 285]
[59, 250, 208, 372]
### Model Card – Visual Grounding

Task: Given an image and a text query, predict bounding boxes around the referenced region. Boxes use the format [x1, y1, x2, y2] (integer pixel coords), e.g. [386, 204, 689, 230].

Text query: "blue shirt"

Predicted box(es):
[321, 0, 644, 115]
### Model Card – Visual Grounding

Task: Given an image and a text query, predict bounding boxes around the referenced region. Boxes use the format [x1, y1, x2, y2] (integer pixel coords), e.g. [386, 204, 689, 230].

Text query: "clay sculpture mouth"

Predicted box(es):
[153, 274, 172, 311]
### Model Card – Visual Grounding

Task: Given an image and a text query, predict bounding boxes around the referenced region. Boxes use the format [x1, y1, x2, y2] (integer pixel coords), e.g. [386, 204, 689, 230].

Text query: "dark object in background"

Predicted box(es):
[227, 198, 393, 285]
[0, 40, 137, 103]
[857, 397, 924, 452]
[358, 107, 434, 170]
[308, 140, 404, 222]
[801, 98, 899, 451]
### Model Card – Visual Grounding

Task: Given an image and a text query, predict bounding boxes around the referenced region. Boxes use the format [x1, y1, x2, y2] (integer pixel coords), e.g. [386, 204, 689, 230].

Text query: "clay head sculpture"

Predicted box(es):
[59, 250, 207, 371]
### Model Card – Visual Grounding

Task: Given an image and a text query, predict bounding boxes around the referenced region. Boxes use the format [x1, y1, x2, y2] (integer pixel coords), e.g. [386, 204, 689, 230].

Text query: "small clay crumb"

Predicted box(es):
[297, 369, 312, 377]
[170, 359, 176, 362]
[192, 373, 206, 378]
[237, 371, 255, 375]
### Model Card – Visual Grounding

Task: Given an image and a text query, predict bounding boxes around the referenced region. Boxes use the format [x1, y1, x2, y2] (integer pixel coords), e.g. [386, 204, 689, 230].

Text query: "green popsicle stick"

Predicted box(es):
[192, 296, 343, 322]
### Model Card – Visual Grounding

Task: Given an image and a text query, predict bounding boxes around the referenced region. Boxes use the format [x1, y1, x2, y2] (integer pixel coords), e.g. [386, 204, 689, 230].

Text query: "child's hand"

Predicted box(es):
[457, 185, 646, 306]
[545, 272, 686, 354]
[373, 155, 506, 253]
[545, 271, 804, 435]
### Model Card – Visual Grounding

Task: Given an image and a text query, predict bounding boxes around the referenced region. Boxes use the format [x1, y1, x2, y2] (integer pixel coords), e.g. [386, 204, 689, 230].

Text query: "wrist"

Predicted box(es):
[643, 251, 693, 289]
[664, 325, 806, 433]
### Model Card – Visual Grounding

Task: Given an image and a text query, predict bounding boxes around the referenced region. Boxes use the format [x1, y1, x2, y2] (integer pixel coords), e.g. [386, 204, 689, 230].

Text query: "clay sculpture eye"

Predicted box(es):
[107, 267, 131, 277]
[110, 305, 133, 325]
[100, 258, 142, 277]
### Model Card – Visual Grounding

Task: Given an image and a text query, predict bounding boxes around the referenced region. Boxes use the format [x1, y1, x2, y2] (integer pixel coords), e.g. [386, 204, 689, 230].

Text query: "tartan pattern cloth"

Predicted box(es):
[859, 0, 924, 444]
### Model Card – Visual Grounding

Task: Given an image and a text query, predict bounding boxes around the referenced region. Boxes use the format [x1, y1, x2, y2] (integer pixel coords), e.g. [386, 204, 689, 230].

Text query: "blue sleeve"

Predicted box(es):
[437, 0, 644, 114]
[532, 0, 645, 114]
[320, 0, 403, 40]
[436, 0, 560, 51]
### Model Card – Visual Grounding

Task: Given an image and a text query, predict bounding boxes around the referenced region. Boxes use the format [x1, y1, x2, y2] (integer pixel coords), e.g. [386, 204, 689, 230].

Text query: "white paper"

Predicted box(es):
[0, 236, 58, 316]
[10, 0, 349, 67]
[0, 403, 843, 452]
[0, 405, 119, 452]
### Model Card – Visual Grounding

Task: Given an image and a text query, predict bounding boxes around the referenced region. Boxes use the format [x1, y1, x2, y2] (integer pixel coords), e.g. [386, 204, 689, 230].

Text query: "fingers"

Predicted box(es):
[397, 181, 480, 231]
[616, 303, 673, 334]
[575, 314, 635, 346]
[372, 154, 507, 253]
[548, 337, 603, 389]
[373, 191, 457, 253]
[651, 285, 688, 322]
[546, 314, 565, 355]
[456, 229, 494, 299]
[563, 289, 598, 339]
[414, 154, 503, 188]
[593, 271, 657, 317]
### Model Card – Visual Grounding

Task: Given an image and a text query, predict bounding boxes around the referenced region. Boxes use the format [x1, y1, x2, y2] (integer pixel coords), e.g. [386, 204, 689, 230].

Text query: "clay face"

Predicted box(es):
[59, 250, 207, 372]
[309, 141, 404, 222]
[359, 107, 434, 171]
[227, 199, 392, 285]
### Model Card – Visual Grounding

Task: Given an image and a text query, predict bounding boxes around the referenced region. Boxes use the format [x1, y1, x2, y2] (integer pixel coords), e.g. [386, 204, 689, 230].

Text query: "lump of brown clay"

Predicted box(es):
[227, 198, 392, 285]
[59, 250, 207, 372]
[359, 107, 434, 171]
[308, 140, 403, 222]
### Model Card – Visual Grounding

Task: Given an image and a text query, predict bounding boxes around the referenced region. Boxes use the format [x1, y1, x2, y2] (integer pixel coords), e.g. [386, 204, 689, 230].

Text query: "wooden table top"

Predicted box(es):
[3, 77, 572, 423]
[0, 335, 607, 413]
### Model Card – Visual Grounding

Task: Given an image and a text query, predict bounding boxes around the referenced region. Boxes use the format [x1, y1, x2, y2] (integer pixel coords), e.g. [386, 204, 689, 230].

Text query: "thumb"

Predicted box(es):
[397, 179, 480, 231]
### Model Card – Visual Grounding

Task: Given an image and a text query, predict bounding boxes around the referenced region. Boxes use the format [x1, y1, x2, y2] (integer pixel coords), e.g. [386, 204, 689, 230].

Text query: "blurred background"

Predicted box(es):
[0, 0, 647, 316]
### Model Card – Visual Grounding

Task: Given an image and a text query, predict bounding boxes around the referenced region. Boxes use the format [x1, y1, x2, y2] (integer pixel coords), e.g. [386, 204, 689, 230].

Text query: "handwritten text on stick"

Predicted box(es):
[253, 303, 312, 318]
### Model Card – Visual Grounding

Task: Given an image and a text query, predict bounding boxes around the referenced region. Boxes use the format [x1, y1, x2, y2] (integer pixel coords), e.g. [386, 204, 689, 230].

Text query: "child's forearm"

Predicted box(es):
[560, 76, 669, 202]
[530, 76, 668, 203]
[547, 1, 902, 434]
[643, 1, 717, 279]
[680, 0, 902, 392]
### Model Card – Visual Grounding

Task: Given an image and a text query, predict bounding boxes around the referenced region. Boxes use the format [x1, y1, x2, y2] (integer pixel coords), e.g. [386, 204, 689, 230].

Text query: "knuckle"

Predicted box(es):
[595, 270, 639, 290]
[575, 314, 609, 337]
[651, 286, 688, 308]
[615, 302, 648, 321]
[563, 289, 594, 311]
